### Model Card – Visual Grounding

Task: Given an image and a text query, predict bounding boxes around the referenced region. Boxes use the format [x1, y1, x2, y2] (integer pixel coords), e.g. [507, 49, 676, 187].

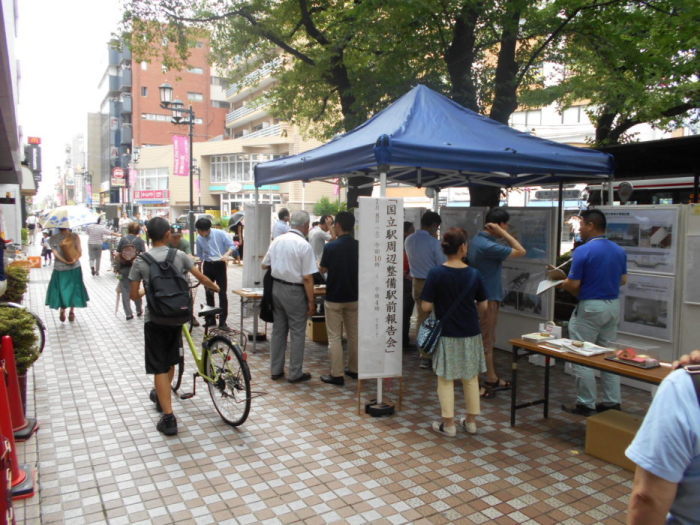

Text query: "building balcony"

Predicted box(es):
[119, 69, 132, 91]
[225, 101, 270, 127]
[225, 57, 283, 103]
[108, 75, 119, 94]
[240, 123, 284, 139]
[120, 96, 132, 114]
[120, 124, 132, 145]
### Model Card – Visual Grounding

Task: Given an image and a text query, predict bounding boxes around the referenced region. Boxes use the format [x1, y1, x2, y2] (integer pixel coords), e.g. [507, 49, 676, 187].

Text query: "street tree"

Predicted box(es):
[522, 0, 699, 146]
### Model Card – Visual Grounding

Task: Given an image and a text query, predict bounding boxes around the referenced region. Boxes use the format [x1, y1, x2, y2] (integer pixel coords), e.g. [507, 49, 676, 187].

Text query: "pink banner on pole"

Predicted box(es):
[173, 135, 190, 177]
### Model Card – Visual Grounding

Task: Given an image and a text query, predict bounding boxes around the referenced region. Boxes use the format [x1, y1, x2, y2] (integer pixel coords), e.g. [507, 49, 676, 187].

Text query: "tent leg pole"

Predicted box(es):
[433, 189, 440, 212]
[608, 177, 614, 205]
[556, 182, 563, 259]
[379, 172, 387, 198]
[254, 187, 259, 205]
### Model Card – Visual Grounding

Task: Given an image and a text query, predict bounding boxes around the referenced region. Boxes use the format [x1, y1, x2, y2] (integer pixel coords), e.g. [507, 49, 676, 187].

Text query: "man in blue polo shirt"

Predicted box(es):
[550, 209, 627, 416]
[195, 217, 235, 330]
[468, 208, 526, 398]
[319, 211, 359, 386]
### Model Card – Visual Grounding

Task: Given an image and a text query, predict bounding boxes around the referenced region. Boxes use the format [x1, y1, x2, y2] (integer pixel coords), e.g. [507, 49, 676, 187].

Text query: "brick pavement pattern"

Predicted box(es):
[14, 246, 646, 523]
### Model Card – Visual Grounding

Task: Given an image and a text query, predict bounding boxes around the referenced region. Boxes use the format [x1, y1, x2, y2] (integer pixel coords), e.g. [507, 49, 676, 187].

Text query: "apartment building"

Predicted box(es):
[93, 39, 228, 216]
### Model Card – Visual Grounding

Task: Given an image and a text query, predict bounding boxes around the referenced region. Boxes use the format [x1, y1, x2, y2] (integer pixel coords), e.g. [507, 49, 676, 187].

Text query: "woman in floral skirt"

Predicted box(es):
[421, 227, 488, 437]
[45, 228, 89, 322]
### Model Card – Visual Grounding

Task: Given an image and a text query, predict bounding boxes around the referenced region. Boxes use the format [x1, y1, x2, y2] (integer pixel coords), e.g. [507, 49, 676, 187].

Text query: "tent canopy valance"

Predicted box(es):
[254, 85, 614, 190]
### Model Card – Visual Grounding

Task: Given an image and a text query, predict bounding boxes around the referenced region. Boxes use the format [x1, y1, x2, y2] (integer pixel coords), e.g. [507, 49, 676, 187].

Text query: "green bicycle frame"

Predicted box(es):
[182, 324, 217, 383]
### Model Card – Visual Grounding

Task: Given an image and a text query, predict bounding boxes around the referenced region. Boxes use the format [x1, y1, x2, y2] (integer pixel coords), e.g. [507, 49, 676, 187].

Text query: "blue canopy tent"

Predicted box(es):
[254, 84, 614, 190]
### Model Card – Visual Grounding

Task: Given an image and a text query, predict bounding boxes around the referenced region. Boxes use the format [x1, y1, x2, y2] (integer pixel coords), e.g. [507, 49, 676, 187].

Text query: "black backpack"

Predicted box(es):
[140, 249, 192, 325]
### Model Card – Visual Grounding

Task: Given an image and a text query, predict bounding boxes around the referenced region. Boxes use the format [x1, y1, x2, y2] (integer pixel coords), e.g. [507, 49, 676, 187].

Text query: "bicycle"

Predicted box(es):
[172, 304, 253, 427]
[0, 302, 46, 354]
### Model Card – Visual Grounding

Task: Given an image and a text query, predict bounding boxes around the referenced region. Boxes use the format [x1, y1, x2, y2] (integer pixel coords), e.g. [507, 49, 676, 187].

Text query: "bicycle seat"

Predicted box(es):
[198, 306, 223, 318]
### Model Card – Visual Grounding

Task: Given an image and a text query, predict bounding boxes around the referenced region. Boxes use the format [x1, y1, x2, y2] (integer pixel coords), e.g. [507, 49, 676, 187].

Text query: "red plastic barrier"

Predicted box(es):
[0, 366, 24, 488]
[0, 337, 28, 432]
[0, 435, 15, 524]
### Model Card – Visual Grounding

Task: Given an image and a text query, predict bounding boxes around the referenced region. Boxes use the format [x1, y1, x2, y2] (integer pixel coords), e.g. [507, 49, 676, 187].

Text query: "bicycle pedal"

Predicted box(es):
[180, 392, 195, 400]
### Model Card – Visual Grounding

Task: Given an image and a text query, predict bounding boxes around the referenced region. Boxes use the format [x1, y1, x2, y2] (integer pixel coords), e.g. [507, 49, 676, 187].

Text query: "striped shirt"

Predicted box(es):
[86, 224, 110, 245]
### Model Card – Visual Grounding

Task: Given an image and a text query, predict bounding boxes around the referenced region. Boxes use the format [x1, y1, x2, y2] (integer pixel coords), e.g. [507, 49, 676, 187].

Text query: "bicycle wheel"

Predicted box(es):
[0, 303, 46, 354]
[205, 336, 251, 426]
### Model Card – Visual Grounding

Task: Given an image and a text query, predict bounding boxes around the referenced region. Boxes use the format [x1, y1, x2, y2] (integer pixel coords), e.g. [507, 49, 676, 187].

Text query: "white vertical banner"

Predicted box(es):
[358, 197, 404, 379]
[242, 203, 272, 288]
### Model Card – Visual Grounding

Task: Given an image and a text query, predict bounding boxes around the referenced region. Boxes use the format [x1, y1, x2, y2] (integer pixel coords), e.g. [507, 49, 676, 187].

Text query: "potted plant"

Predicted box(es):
[0, 307, 40, 410]
[0, 265, 29, 303]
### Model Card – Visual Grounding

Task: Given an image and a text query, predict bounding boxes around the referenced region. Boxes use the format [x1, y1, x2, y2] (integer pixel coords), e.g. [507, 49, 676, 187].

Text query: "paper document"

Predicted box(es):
[536, 279, 564, 295]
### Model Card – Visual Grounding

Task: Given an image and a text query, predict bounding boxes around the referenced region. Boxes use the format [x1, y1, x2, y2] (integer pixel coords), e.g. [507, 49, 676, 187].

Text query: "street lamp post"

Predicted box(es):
[159, 83, 196, 249]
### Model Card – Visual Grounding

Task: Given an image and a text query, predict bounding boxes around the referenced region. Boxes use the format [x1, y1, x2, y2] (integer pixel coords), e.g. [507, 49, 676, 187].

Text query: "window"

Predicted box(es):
[140, 61, 148, 71]
[195, 41, 204, 48]
[212, 101, 229, 109]
[509, 110, 541, 127]
[136, 167, 169, 191]
[140, 86, 148, 97]
[561, 106, 590, 125]
[210, 153, 281, 184]
[187, 92, 204, 102]
[188, 67, 204, 74]
[210, 76, 226, 87]
[161, 64, 168, 73]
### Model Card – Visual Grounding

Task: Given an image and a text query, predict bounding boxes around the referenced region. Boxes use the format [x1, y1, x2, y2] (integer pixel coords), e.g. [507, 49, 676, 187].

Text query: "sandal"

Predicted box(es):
[68, 311, 76, 322]
[484, 377, 512, 391]
[480, 386, 496, 399]
[59, 309, 66, 322]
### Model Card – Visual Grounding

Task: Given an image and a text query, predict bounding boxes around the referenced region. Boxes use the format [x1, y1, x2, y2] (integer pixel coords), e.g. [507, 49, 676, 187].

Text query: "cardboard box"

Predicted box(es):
[585, 409, 643, 471]
[306, 316, 328, 344]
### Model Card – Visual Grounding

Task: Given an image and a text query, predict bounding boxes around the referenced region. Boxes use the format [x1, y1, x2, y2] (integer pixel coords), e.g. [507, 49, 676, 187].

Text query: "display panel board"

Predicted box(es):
[439, 207, 487, 242]
[599, 207, 679, 275]
[683, 234, 700, 305]
[500, 260, 550, 320]
[504, 207, 554, 263]
[618, 273, 674, 342]
[358, 198, 404, 379]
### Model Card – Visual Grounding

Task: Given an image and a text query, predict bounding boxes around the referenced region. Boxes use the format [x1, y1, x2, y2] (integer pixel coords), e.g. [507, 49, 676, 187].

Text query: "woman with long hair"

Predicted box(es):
[421, 227, 488, 437]
[45, 228, 89, 322]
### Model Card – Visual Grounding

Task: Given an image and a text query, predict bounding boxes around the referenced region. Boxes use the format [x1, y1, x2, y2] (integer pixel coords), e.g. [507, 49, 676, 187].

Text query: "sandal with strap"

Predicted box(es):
[484, 377, 512, 391]
[480, 386, 496, 399]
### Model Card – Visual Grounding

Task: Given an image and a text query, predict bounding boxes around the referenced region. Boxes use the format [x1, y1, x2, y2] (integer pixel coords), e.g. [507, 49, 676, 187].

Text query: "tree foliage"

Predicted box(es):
[120, 0, 698, 206]
[312, 196, 347, 217]
[522, 0, 699, 146]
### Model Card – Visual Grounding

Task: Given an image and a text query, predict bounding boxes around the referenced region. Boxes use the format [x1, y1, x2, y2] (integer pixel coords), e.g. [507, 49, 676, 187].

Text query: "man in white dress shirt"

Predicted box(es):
[271, 208, 291, 239]
[262, 210, 317, 383]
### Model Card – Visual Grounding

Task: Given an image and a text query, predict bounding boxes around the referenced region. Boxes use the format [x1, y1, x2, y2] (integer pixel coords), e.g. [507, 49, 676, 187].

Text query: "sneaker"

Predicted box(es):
[458, 417, 477, 435]
[126, 315, 134, 321]
[320, 375, 344, 386]
[431, 421, 456, 437]
[149, 388, 163, 413]
[156, 413, 178, 436]
[419, 358, 432, 369]
[596, 402, 621, 413]
[561, 403, 595, 417]
[218, 323, 233, 331]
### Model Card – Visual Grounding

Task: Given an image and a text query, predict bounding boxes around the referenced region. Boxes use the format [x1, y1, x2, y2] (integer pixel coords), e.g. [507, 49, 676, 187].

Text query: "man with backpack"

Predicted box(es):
[129, 217, 219, 436]
[117, 222, 146, 320]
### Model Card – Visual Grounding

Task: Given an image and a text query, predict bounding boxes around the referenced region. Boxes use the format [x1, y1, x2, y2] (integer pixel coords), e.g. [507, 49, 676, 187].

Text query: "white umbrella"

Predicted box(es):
[41, 205, 99, 229]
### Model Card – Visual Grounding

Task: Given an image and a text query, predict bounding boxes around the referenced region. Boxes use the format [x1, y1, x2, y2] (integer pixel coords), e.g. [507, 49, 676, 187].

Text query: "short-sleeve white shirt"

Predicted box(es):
[262, 230, 317, 284]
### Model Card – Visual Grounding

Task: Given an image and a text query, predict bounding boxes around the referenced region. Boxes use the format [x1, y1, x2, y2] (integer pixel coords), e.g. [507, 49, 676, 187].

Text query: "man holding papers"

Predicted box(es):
[196, 217, 235, 330]
[548, 209, 627, 416]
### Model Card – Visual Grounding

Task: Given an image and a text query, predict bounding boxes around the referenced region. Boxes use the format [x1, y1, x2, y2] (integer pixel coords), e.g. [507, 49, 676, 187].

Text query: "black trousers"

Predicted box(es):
[402, 277, 414, 347]
[203, 260, 228, 324]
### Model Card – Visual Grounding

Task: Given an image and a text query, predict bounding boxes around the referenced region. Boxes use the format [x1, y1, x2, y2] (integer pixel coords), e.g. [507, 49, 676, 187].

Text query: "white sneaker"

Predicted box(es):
[458, 417, 477, 434]
[431, 421, 456, 437]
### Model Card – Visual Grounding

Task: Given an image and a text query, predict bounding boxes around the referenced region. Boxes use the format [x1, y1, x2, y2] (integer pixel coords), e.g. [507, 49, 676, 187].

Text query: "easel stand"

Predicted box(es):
[357, 376, 403, 416]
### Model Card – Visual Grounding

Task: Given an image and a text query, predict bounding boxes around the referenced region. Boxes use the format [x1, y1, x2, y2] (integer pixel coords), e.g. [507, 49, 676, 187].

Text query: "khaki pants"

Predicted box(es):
[437, 375, 480, 418]
[325, 300, 358, 377]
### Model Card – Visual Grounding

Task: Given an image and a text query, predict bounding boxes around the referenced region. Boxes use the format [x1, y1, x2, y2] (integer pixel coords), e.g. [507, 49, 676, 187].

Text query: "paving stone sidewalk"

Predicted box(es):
[12, 244, 648, 524]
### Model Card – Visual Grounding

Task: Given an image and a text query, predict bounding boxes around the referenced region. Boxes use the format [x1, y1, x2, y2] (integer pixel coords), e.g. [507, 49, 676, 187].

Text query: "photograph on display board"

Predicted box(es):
[439, 207, 486, 242]
[503, 208, 552, 263]
[500, 261, 549, 319]
[618, 273, 674, 341]
[599, 207, 679, 275]
[683, 235, 700, 304]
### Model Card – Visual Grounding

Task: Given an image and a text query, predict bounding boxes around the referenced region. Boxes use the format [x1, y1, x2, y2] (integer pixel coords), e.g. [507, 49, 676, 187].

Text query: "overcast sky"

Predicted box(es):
[17, 0, 122, 200]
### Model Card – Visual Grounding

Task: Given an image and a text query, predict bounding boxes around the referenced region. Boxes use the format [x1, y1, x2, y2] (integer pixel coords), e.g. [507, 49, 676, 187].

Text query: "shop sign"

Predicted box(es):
[111, 167, 125, 187]
[134, 190, 169, 201]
